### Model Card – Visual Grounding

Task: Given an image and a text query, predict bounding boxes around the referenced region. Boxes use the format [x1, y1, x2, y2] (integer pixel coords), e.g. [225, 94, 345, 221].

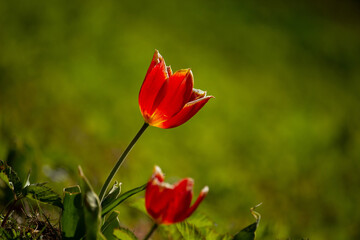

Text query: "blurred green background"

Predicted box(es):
[1, 0, 360, 239]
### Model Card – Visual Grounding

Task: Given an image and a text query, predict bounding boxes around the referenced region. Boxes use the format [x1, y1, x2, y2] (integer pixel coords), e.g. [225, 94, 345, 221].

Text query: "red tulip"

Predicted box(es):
[145, 166, 209, 225]
[139, 50, 214, 129]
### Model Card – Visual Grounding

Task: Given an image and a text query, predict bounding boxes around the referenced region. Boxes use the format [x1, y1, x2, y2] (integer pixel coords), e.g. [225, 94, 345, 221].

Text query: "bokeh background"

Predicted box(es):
[1, 0, 360, 239]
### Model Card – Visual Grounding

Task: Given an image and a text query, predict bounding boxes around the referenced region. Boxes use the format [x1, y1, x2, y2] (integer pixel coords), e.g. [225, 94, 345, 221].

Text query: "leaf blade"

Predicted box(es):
[101, 211, 121, 240]
[101, 183, 146, 216]
[232, 222, 258, 240]
[101, 181, 122, 211]
[233, 204, 261, 240]
[79, 166, 102, 240]
[113, 227, 138, 240]
[23, 183, 63, 208]
[0, 159, 23, 197]
[61, 185, 85, 240]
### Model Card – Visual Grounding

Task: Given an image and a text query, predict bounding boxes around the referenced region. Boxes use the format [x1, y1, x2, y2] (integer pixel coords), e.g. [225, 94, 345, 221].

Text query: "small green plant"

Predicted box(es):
[0, 159, 62, 239]
[1, 159, 260, 240]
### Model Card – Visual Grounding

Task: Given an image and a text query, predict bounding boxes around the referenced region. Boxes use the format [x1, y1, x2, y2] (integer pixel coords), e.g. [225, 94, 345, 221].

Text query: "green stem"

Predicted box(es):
[143, 223, 158, 240]
[99, 122, 149, 202]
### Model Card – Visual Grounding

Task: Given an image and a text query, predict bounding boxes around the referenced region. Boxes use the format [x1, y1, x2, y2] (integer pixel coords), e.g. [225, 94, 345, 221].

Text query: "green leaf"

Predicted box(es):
[101, 211, 121, 240]
[61, 185, 85, 240]
[159, 220, 205, 240]
[98, 232, 107, 240]
[113, 227, 138, 240]
[204, 230, 232, 240]
[101, 181, 122, 211]
[0, 228, 12, 239]
[22, 183, 63, 208]
[187, 212, 232, 240]
[161, 221, 208, 240]
[0, 159, 23, 197]
[187, 212, 214, 230]
[79, 166, 102, 240]
[232, 204, 261, 240]
[23, 171, 31, 188]
[128, 197, 146, 214]
[101, 183, 146, 217]
[175, 221, 205, 240]
[232, 222, 257, 240]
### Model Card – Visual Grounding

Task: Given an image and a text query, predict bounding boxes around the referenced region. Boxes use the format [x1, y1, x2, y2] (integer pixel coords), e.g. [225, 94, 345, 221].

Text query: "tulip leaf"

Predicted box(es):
[61, 185, 85, 240]
[101, 211, 121, 240]
[22, 183, 63, 208]
[0, 159, 23, 197]
[113, 227, 138, 240]
[101, 181, 122, 211]
[232, 203, 262, 240]
[79, 166, 103, 240]
[101, 183, 146, 216]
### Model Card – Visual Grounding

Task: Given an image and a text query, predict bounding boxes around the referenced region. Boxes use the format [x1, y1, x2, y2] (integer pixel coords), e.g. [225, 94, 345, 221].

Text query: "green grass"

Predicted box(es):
[1, 0, 360, 239]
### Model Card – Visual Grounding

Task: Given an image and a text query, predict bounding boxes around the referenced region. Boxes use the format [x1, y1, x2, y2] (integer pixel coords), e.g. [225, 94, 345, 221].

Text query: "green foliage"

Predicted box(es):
[79, 166, 103, 240]
[23, 183, 63, 208]
[0, 160, 62, 239]
[113, 228, 138, 240]
[101, 181, 121, 214]
[233, 204, 261, 240]
[0, 160, 23, 197]
[101, 211, 138, 240]
[0, 223, 49, 240]
[0, 208, 61, 239]
[59, 168, 145, 240]
[0, 160, 62, 208]
[101, 211, 121, 240]
[233, 222, 257, 240]
[160, 213, 232, 240]
[185, 213, 232, 240]
[131, 197, 260, 240]
[131, 198, 233, 240]
[61, 185, 85, 240]
[174, 221, 206, 240]
[60, 172, 101, 240]
[101, 184, 146, 217]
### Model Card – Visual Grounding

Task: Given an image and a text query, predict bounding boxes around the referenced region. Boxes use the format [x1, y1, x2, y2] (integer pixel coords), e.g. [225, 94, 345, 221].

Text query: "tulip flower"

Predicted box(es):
[145, 166, 209, 225]
[99, 51, 213, 203]
[139, 50, 214, 129]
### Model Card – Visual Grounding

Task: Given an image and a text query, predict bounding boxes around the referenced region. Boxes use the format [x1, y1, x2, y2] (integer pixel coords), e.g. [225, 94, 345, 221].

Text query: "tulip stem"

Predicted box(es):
[99, 122, 149, 202]
[143, 223, 158, 240]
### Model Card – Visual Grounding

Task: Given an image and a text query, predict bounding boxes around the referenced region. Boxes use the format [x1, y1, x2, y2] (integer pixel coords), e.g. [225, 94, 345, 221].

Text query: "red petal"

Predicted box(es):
[152, 165, 165, 182]
[144, 50, 162, 81]
[161, 178, 194, 224]
[149, 69, 194, 126]
[145, 179, 174, 223]
[184, 186, 209, 219]
[189, 88, 207, 101]
[139, 51, 168, 122]
[158, 94, 214, 129]
[166, 66, 173, 76]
